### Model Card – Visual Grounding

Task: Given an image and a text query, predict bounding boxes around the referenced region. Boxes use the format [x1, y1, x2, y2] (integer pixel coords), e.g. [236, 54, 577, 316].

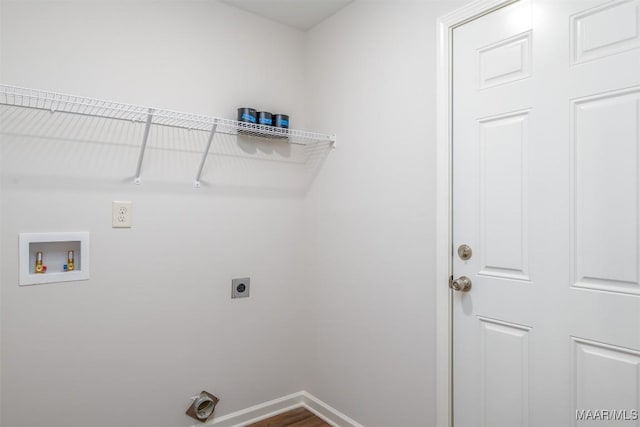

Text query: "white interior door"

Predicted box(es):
[452, 1, 640, 426]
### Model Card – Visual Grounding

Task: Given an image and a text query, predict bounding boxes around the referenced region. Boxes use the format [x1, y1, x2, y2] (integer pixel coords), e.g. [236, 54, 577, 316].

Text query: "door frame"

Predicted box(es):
[435, 1, 520, 426]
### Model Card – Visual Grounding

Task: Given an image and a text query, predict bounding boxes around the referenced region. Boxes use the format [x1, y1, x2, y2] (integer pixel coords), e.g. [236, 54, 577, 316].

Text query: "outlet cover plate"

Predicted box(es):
[232, 277, 250, 298]
[112, 201, 132, 228]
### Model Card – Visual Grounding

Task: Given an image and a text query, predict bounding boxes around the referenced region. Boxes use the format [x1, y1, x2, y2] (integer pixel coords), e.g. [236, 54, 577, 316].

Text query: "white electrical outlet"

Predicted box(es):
[112, 201, 132, 228]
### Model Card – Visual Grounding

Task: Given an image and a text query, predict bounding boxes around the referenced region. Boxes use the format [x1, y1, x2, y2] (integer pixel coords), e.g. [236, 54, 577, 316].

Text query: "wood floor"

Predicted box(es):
[247, 407, 331, 427]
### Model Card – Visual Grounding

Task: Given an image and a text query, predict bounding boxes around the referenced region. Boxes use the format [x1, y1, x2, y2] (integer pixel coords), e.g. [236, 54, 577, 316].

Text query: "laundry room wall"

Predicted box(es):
[303, 1, 466, 426]
[0, 1, 313, 426]
[1, 0, 472, 425]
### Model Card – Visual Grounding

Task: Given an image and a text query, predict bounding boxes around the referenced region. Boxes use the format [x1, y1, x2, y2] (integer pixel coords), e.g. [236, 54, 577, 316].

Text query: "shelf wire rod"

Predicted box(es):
[2, 92, 143, 120]
[194, 121, 218, 188]
[134, 108, 155, 185]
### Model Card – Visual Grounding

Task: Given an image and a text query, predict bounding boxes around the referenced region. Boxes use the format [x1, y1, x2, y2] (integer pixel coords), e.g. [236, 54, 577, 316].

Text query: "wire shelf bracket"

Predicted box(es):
[194, 121, 219, 188]
[134, 108, 154, 185]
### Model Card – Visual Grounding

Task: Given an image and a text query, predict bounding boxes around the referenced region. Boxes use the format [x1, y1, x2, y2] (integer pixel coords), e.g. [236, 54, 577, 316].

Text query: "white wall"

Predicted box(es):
[0, 1, 469, 426]
[303, 1, 465, 426]
[0, 2, 312, 426]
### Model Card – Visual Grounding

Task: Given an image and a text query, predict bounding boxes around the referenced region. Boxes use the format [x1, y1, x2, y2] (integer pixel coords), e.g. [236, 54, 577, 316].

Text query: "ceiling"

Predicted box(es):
[221, 0, 353, 31]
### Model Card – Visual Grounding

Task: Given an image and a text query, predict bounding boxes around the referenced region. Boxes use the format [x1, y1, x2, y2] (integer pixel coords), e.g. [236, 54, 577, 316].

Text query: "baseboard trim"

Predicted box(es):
[207, 392, 303, 427]
[300, 391, 363, 427]
[207, 391, 363, 427]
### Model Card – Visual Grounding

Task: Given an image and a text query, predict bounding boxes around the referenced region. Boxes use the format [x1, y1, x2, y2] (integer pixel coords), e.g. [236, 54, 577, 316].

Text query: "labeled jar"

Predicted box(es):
[273, 114, 289, 129]
[257, 111, 273, 126]
[237, 108, 257, 124]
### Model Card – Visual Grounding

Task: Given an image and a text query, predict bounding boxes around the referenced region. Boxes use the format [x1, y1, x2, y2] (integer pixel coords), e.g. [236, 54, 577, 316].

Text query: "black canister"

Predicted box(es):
[273, 114, 289, 129]
[257, 111, 273, 126]
[237, 107, 257, 124]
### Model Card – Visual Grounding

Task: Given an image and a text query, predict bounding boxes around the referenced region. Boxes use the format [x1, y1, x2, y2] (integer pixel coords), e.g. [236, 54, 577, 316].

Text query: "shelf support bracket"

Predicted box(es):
[194, 121, 219, 188]
[134, 108, 154, 185]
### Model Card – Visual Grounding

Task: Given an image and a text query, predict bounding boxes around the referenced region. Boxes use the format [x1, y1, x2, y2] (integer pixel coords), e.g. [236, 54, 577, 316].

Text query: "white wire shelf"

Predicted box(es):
[0, 84, 336, 187]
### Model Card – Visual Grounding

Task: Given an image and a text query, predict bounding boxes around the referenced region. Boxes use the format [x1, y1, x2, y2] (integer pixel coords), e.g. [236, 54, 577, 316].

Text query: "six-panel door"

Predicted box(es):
[452, 1, 640, 426]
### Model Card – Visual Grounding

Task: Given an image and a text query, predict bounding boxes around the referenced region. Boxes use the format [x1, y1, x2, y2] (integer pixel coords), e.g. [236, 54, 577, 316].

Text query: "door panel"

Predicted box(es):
[572, 88, 640, 295]
[452, 1, 640, 426]
[572, 338, 640, 426]
[478, 111, 530, 281]
[478, 32, 532, 89]
[571, 0, 640, 64]
[479, 317, 531, 427]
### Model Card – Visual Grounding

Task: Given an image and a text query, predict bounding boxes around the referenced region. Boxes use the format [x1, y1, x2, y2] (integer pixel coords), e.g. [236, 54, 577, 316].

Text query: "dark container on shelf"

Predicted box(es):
[257, 111, 273, 126]
[273, 114, 289, 129]
[237, 107, 257, 124]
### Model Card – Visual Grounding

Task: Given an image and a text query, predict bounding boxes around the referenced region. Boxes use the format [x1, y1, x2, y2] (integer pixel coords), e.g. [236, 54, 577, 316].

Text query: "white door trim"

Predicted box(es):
[435, 1, 520, 426]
